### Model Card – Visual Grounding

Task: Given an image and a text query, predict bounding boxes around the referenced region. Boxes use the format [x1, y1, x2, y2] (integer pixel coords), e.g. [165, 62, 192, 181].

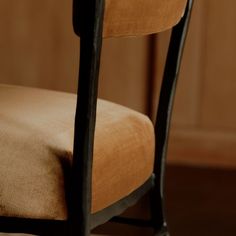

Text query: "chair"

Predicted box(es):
[0, 0, 193, 235]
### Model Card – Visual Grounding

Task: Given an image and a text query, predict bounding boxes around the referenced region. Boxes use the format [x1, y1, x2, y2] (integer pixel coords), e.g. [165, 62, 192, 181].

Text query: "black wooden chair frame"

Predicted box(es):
[0, 0, 193, 235]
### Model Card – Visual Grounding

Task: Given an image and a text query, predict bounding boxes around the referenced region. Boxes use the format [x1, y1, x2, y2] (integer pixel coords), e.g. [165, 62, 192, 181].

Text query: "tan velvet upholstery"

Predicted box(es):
[0, 84, 155, 219]
[103, 0, 187, 37]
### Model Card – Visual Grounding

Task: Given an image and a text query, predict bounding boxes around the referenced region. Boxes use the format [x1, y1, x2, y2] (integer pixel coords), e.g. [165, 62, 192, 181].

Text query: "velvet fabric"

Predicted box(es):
[0, 84, 155, 219]
[103, 0, 187, 37]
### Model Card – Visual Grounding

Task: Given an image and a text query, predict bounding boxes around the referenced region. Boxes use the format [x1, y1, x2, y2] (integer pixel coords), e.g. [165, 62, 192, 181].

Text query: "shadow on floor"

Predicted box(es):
[94, 164, 236, 235]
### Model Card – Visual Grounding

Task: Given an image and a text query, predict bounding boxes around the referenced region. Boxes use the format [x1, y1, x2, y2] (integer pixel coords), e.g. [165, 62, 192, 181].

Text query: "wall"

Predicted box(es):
[157, 0, 236, 169]
[0, 0, 149, 113]
[0, 0, 78, 92]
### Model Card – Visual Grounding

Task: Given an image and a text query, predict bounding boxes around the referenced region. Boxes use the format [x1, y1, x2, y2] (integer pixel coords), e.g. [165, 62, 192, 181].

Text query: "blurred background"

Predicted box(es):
[0, 0, 236, 235]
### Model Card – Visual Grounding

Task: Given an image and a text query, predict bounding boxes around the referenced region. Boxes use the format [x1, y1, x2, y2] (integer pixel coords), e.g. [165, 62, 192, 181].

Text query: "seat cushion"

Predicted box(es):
[0, 84, 155, 219]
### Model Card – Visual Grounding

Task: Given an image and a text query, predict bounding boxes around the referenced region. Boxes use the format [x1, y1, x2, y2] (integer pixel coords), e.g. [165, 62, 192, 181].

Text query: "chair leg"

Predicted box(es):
[151, 1, 194, 235]
[154, 226, 170, 236]
[150, 184, 169, 236]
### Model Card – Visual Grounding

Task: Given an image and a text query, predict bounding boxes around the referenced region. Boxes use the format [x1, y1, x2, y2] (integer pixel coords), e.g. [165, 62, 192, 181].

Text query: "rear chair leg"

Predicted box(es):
[150, 1, 194, 236]
[154, 223, 169, 236]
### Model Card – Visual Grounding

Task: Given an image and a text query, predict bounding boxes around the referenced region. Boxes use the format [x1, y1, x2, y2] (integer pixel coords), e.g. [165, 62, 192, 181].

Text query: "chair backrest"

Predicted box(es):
[73, 0, 187, 38]
[71, 1, 193, 235]
[103, 0, 187, 37]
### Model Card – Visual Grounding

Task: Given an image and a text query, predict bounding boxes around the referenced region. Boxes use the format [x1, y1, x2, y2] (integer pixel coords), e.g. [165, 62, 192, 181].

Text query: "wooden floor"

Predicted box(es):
[1, 164, 236, 236]
[166, 164, 236, 236]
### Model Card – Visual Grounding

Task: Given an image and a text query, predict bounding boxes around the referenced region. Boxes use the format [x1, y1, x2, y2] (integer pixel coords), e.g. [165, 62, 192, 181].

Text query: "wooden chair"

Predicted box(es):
[0, 0, 193, 235]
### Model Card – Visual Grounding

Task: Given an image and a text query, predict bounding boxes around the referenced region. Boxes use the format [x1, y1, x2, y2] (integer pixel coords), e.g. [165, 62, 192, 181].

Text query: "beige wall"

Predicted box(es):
[0, 0, 149, 114]
[166, 0, 236, 168]
[0, 0, 79, 92]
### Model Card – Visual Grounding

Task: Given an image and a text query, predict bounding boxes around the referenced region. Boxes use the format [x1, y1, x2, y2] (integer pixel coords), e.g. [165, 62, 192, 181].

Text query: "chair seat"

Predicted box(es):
[0, 84, 155, 220]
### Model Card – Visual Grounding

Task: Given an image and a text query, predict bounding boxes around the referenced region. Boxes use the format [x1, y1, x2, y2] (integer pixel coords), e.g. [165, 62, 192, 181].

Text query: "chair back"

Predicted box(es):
[103, 0, 188, 37]
[73, 0, 187, 38]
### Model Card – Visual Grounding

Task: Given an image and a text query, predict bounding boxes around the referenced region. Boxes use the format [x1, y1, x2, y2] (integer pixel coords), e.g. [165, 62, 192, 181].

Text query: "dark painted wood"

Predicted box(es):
[69, 0, 105, 236]
[0, 217, 67, 236]
[151, 0, 194, 234]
